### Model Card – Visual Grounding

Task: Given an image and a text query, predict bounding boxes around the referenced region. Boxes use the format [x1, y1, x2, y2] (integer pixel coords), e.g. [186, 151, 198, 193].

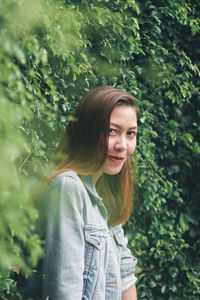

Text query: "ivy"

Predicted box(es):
[0, 0, 200, 298]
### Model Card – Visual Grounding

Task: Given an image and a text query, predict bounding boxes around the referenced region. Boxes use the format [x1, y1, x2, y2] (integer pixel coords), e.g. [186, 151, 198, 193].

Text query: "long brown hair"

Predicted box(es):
[50, 86, 137, 225]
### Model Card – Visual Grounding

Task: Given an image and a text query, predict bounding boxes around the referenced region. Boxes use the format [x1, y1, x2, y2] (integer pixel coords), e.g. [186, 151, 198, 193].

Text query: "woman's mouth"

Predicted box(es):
[108, 156, 125, 164]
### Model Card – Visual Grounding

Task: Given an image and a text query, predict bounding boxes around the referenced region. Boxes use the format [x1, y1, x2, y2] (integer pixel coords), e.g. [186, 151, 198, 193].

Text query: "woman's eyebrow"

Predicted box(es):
[110, 122, 138, 130]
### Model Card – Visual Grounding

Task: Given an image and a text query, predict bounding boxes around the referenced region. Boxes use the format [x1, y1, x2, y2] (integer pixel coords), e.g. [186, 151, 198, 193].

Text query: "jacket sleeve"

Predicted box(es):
[42, 175, 85, 300]
[113, 225, 137, 292]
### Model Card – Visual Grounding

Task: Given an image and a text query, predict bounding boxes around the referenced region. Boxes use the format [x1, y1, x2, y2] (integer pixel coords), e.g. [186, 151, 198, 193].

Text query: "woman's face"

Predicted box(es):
[92, 104, 137, 183]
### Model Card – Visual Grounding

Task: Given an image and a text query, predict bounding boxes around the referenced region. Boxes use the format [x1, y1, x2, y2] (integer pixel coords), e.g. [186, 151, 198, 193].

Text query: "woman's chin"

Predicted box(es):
[104, 167, 123, 176]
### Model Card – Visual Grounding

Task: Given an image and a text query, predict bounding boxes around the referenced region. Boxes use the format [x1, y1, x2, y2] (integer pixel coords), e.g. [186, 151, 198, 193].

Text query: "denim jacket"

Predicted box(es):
[42, 171, 137, 300]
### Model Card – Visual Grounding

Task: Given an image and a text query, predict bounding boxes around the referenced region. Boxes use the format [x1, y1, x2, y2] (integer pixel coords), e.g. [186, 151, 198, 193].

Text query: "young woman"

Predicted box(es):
[42, 86, 138, 299]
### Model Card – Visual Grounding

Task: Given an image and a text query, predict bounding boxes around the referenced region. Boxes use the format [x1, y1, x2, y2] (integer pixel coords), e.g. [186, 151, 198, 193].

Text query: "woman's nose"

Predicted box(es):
[114, 136, 127, 152]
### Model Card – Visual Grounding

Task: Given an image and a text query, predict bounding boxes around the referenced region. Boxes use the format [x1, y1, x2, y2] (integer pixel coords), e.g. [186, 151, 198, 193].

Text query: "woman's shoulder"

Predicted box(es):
[49, 170, 82, 189]
[36, 172, 86, 242]
[39, 171, 85, 225]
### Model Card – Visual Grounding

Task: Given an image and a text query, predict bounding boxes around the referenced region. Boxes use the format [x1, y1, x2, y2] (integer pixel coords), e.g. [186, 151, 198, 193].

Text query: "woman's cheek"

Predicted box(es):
[128, 140, 136, 156]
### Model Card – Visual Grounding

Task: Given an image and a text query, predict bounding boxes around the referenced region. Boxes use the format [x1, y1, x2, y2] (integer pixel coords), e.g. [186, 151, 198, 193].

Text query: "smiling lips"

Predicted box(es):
[108, 155, 125, 164]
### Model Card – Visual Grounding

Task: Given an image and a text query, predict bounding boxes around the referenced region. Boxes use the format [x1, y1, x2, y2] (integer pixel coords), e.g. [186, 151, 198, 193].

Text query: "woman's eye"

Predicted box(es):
[127, 131, 136, 138]
[108, 128, 117, 135]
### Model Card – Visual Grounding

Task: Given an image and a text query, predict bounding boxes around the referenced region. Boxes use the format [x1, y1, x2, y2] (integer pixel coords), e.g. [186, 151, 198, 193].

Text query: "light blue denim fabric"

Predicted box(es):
[42, 171, 137, 300]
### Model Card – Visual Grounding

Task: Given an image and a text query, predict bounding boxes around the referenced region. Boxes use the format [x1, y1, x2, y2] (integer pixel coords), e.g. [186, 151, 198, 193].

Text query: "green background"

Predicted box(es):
[0, 0, 199, 299]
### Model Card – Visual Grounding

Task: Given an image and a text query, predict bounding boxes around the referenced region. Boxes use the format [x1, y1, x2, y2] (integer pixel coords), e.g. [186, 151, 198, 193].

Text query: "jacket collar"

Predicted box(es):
[80, 174, 103, 204]
[80, 174, 110, 221]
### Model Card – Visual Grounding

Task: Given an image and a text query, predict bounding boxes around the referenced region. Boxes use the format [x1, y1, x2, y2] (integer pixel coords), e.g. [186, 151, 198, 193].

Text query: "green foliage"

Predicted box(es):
[0, 0, 199, 298]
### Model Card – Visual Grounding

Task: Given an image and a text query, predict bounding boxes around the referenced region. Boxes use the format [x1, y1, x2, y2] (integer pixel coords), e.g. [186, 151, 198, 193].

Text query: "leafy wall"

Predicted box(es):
[0, 0, 199, 299]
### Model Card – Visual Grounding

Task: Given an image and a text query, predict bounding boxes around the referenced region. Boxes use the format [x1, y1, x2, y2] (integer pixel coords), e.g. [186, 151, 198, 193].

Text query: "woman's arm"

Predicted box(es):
[42, 174, 85, 299]
[122, 284, 137, 300]
[112, 225, 137, 298]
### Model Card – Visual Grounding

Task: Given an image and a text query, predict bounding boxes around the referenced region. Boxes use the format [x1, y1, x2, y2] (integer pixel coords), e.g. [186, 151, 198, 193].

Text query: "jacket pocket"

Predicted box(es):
[84, 224, 107, 271]
[82, 224, 107, 300]
[85, 224, 107, 250]
[112, 226, 137, 279]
